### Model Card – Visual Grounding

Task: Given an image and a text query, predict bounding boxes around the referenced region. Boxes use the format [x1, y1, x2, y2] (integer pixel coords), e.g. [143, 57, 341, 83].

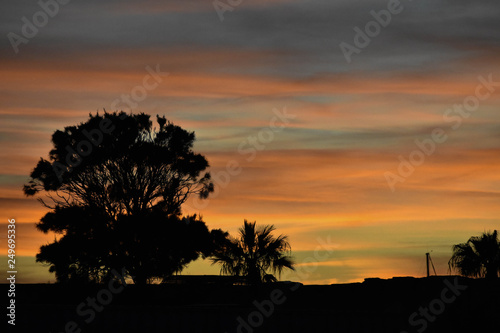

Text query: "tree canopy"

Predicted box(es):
[25, 112, 217, 284]
[24, 111, 213, 216]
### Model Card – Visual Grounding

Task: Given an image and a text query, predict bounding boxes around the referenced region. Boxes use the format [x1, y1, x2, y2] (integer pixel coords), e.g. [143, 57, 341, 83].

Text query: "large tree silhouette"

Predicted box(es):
[25, 112, 216, 284]
[211, 220, 294, 284]
[449, 230, 500, 279]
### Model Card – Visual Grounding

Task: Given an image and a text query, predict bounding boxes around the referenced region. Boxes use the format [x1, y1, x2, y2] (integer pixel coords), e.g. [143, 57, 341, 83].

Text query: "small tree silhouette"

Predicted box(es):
[211, 220, 294, 284]
[449, 230, 500, 279]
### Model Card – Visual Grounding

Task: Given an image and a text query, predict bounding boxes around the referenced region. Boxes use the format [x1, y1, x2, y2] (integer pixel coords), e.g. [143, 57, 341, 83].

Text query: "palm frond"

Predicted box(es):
[210, 220, 295, 283]
[449, 230, 500, 279]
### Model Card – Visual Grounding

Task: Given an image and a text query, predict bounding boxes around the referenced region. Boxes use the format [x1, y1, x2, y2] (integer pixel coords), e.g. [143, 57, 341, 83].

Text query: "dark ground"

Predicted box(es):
[3, 276, 499, 333]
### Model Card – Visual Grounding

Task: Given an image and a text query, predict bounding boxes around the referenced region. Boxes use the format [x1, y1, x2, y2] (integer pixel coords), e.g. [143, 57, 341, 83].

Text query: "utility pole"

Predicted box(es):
[426, 252, 430, 278]
[425, 252, 437, 277]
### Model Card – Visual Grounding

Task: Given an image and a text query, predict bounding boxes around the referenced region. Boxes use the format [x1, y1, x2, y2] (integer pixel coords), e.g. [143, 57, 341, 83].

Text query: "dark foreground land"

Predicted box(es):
[4, 276, 500, 333]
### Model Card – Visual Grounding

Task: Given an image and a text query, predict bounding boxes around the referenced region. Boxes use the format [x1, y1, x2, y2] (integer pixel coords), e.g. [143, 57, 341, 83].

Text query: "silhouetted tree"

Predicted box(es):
[211, 220, 294, 284]
[114, 212, 222, 284]
[449, 230, 500, 279]
[25, 112, 216, 284]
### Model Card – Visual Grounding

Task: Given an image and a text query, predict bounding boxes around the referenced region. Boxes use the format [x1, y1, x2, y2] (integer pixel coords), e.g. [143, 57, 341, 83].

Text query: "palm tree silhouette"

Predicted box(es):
[211, 220, 294, 284]
[449, 230, 500, 279]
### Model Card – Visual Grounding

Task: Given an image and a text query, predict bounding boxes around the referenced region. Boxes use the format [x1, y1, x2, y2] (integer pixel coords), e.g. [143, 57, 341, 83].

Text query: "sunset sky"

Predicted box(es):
[1, 0, 500, 284]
